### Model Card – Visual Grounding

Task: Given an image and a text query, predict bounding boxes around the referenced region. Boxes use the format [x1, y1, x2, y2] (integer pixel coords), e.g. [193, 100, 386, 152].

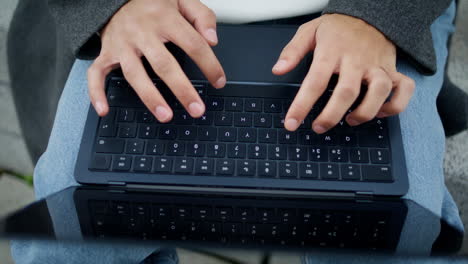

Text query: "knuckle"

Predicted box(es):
[150, 53, 173, 75]
[374, 78, 392, 95]
[353, 111, 374, 122]
[387, 102, 405, 114]
[338, 86, 359, 100]
[185, 36, 206, 55]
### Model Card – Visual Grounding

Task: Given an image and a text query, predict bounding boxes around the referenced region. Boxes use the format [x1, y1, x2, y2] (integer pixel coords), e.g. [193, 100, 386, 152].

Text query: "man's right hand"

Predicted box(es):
[87, 0, 226, 122]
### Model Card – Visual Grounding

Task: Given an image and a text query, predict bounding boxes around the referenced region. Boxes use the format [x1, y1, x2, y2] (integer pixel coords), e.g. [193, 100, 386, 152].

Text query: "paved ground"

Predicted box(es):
[0, 0, 467, 263]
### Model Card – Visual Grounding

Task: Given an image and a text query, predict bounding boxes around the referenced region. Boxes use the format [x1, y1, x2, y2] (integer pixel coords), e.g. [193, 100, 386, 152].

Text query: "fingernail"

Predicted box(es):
[313, 124, 327, 134]
[215, 76, 226, 88]
[95, 101, 105, 115]
[205, 28, 218, 44]
[377, 111, 388, 118]
[285, 118, 299, 131]
[346, 117, 360, 126]
[189, 102, 205, 117]
[155, 106, 171, 122]
[273, 59, 287, 72]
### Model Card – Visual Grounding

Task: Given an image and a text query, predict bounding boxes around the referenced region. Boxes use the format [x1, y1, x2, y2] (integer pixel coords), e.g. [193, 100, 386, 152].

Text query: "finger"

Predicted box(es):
[346, 68, 393, 126]
[284, 52, 337, 131]
[141, 39, 206, 118]
[179, 0, 218, 45]
[87, 54, 116, 116]
[376, 72, 415, 118]
[272, 19, 321, 75]
[313, 60, 363, 134]
[167, 17, 226, 88]
[120, 52, 173, 123]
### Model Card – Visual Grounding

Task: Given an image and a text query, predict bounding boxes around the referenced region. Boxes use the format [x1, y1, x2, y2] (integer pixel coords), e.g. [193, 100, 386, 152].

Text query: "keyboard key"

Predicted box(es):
[186, 143, 205, 157]
[215, 207, 233, 221]
[370, 149, 390, 164]
[174, 111, 193, 125]
[341, 164, 361, 181]
[118, 124, 137, 138]
[126, 139, 145, 154]
[258, 129, 277, 143]
[206, 97, 224, 111]
[194, 113, 213, 125]
[298, 131, 316, 145]
[198, 127, 217, 141]
[268, 145, 287, 160]
[320, 163, 340, 180]
[216, 159, 235, 175]
[279, 162, 297, 178]
[273, 114, 286, 128]
[299, 163, 318, 179]
[225, 98, 244, 112]
[350, 148, 369, 163]
[253, 114, 272, 128]
[340, 134, 357, 146]
[146, 141, 165, 155]
[227, 144, 246, 159]
[134, 157, 153, 172]
[248, 144, 267, 159]
[98, 121, 117, 137]
[113, 155, 132, 171]
[214, 112, 233, 126]
[95, 138, 125, 153]
[178, 126, 197, 140]
[218, 127, 237, 142]
[258, 161, 277, 178]
[167, 142, 185, 156]
[244, 98, 262, 112]
[89, 154, 111, 170]
[223, 223, 242, 236]
[136, 110, 154, 123]
[118, 108, 135, 122]
[329, 147, 348, 162]
[309, 147, 328, 162]
[234, 113, 253, 127]
[154, 158, 173, 173]
[318, 133, 336, 145]
[362, 165, 392, 182]
[138, 124, 157, 139]
[237, 160, 256, 176]
[264, 99, 282, 113]
[159, 127, 177, 140]
[239, 128, 257, 143]
[278, 131, 297, 144]
[299, 117, 312, 130]
[236, 207, 255, 222]
[174, 158, 194, 174]
[358, 132, 388, 147]
[195, 158, 214, 175]
[288, 146, 308, 161]
[207, 143, 226, 158]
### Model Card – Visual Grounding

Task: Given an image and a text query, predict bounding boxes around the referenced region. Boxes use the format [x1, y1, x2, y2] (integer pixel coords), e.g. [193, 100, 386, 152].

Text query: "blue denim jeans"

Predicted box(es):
[11, 1, 461, 263]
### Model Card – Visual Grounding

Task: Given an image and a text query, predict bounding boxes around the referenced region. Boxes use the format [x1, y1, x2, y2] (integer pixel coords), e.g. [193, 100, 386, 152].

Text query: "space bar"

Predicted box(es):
[207, 83, 300, 98]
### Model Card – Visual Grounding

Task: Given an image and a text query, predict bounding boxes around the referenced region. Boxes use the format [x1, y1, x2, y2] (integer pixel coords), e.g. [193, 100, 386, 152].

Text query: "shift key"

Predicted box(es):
[95, 138, 125, 153]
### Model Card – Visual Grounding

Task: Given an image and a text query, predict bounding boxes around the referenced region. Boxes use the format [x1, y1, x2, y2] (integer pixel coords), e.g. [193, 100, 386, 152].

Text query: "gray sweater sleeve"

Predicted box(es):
[323, 0, 453, 75]
[47, 0, 128, 60]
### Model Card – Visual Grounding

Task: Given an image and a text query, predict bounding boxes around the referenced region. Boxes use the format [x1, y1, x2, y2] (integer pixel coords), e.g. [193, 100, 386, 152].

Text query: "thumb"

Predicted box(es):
[179, 0, 218, 46]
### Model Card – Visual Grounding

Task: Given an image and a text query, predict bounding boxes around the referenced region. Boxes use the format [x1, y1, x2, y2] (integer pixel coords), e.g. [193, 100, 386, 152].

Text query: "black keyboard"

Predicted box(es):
[89, 78, 392, 182]
[86, 196, 396, 249]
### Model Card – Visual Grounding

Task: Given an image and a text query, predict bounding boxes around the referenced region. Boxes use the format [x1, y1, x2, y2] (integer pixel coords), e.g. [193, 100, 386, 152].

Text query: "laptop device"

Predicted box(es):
[74, 24, 408, 198]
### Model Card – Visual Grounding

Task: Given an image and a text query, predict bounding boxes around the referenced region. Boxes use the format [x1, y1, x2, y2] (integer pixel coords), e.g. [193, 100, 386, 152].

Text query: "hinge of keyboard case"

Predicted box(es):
[355, 191, 374, 202]
[108, 181, 126, 186]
